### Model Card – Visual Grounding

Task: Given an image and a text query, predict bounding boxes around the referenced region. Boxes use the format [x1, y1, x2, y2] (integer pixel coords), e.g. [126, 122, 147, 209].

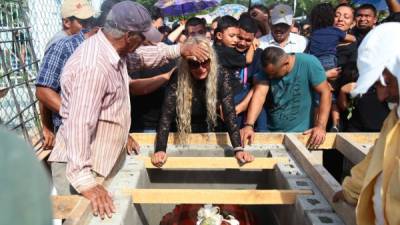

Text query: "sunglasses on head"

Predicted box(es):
[188, 59, 211, 69]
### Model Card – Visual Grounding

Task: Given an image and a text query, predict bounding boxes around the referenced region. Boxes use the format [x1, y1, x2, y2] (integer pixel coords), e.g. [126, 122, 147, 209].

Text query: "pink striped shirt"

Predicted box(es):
[49, 30, 130, 193]
[127, 42, 180, 73]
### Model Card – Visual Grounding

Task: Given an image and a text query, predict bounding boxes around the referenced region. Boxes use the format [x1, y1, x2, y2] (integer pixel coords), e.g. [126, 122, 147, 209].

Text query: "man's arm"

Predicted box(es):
[167, 24, 185, 43]
[343, 34, 356, 43]
[314, 81, 331, 128]
[304, 80, 331, 148]
[235, 88, 254, 115]
[337, 82, 356, 111]
[39, 102, 55, 150]
[241, 80, 269, 146]
[127, 42, 209, 73]
[36, 87, 61, 113]
[35, 40, 67, 111]
[129, 68, 175, 95]
[64, 67, 106, 192]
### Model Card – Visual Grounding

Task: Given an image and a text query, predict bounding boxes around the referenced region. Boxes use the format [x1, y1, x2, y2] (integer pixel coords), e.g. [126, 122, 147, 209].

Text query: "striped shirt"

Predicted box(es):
[48, 30, 131, 193]
[127, 42, 180, 73]
[36, 30, 86, 131]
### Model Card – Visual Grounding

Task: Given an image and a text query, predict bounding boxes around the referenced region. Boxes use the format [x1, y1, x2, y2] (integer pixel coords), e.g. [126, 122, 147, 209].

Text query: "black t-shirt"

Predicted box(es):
[351, 27, 372, 46]
[344, 87, 390, 132]
[129, 62, 176, 131]
[334, 42, 358, 92]
[335, 42, 390, 131]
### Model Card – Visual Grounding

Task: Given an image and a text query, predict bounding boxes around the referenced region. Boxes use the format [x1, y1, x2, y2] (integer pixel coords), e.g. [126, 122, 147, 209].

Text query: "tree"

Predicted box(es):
[135, 0, 157, 9]
[249, 0, 340, 17]
[221, 0, 250, 7]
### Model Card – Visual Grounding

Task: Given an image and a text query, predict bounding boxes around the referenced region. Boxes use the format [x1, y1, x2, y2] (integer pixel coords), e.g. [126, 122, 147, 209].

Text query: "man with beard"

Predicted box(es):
[259, 4, 308, 53]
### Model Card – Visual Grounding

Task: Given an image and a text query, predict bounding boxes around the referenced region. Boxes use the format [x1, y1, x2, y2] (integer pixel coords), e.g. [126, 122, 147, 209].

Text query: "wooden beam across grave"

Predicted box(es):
[52, 189, 313, 219]
[139, 156, 289, 169]
[130, 132, 378, 149]
[127, 189, 313, 205]
[38, 133, 379, 161]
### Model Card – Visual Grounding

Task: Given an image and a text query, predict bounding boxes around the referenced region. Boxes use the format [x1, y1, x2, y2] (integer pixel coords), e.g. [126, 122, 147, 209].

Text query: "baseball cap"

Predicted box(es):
[107, 1, 163, 43]
[351, 22, 400, 97]
[270, 4, 293, 26]
[61, 0, 95, 19]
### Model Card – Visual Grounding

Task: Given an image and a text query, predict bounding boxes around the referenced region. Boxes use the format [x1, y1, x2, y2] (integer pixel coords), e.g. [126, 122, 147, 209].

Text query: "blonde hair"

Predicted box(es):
[175, 36, 218, 142]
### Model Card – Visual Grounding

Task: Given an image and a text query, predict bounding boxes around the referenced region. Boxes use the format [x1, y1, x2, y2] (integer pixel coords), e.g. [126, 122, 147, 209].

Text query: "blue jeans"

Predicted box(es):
[318, 54, 337, 70]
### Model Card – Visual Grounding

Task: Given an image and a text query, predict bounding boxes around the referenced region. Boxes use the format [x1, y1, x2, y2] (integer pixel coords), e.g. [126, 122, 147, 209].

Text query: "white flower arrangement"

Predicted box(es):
[196, 204, 240, 225]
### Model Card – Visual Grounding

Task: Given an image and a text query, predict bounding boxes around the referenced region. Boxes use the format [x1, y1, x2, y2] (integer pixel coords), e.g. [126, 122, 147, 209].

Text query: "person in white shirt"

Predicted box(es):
[259, 4, 308, 53]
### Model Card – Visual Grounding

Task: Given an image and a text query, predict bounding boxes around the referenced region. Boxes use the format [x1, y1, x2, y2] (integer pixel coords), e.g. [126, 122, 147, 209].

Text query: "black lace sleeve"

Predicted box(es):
[155, 71, 178, 152]
[218, 68, 242, 148]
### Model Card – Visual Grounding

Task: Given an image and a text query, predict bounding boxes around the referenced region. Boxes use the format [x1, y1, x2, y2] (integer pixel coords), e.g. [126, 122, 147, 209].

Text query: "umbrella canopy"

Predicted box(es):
[209, 4, 248, 19]
[197, 4, 248, 23]
[155, 0, 220, 17]
[353, 0, 400, 10]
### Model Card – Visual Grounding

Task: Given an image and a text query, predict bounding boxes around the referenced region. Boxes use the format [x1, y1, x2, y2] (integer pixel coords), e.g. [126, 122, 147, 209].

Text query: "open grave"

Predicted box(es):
[50, 133, 378, 225]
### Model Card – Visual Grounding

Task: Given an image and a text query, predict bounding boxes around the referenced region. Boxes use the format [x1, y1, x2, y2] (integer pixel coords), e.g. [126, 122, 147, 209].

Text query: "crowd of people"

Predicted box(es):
[30, 0, 400, 223]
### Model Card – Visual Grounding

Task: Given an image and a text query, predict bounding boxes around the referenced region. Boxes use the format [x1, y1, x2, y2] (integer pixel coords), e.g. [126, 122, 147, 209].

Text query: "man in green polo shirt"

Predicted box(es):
[241, 46, 331, 148]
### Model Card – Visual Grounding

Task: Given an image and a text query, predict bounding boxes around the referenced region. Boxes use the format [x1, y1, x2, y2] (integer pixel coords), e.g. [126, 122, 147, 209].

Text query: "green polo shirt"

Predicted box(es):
[255, 53, 326, 132]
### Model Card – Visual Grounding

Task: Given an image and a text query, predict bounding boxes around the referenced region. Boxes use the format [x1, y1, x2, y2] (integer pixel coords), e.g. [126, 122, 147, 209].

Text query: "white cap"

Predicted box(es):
[351, 22, 400, 97]
[351, 22, 400, 117]
[270, 4, 293, 26]
[61, 0, 95, 19]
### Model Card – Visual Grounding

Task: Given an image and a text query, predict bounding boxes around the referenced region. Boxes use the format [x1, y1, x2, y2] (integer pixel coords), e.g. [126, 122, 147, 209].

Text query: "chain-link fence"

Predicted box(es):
[0, 0, 103, 150]
[0, 0, 43, 148]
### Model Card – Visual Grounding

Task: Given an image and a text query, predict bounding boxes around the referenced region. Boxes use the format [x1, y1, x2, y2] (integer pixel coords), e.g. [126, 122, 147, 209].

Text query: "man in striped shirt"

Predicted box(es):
[49, 1, 160, 219]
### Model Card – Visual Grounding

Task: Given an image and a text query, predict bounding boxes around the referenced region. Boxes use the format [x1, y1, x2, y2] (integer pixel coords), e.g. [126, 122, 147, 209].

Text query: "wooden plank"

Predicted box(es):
[128, 189, 312, 205]
[338, 133, 379, 145]
[131, 132, 284, 145]
[36, 149, 51, 161]
[52, 195, 87, 220]
[335, 134, 370, 164]
[63, 197, 92, 225]
[284, 134, 356, 225]
[131, 132, 378, 149]
[131, 132, 338, 149]
[61, 177, 106, 225]
[138, 156, 289, 169]
[295, 133, 336, 149]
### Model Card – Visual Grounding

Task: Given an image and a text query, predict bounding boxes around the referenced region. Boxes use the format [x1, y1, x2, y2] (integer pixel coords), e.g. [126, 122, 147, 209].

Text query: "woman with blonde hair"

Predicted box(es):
[152, 36, 254, 167]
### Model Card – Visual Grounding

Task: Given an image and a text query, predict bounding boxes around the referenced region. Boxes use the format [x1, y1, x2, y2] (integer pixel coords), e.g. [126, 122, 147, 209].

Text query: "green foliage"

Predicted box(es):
[258, 0, 340, 17]
[135, 0, 158, 9]
[220, 0, 250, 7]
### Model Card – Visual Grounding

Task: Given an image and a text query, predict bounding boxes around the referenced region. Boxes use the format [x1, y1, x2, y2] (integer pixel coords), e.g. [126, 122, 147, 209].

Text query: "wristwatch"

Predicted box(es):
[243, 123, 254, 129]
